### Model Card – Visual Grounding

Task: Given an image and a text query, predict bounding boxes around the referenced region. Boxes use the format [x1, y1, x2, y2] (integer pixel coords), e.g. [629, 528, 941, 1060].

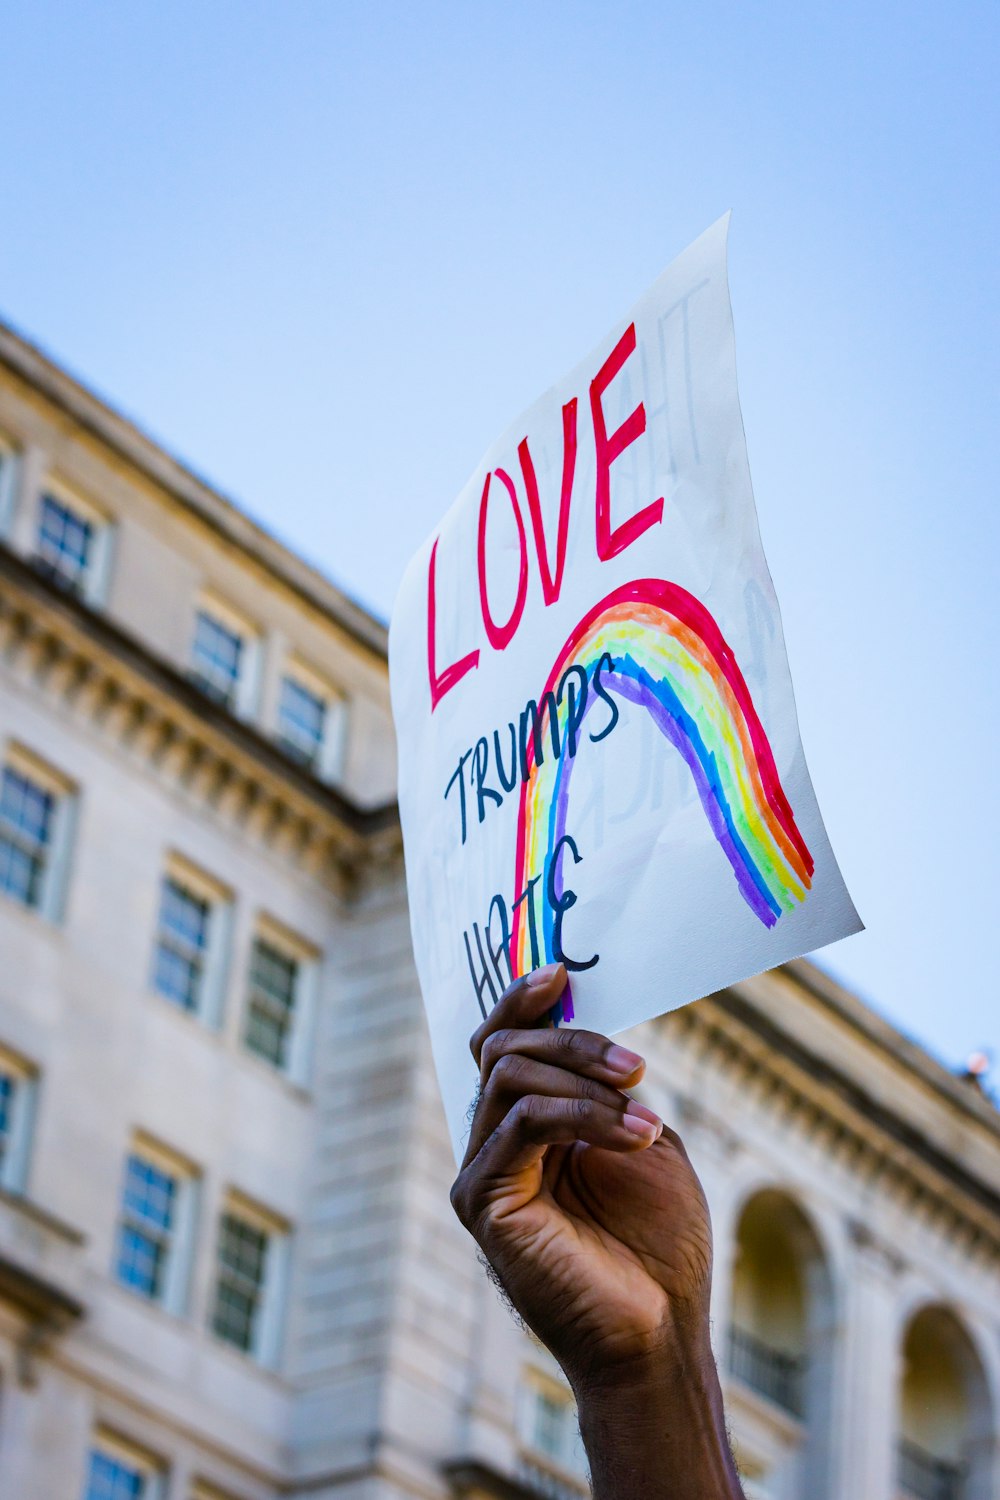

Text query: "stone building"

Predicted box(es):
[0, 318, 997, 1500]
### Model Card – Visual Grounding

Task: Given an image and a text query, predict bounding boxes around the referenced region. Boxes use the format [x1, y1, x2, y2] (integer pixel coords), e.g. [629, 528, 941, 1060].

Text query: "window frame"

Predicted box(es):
[242, 917, 318, 1084]
[113, 1135, 199, 1316]
[188, 596, 260, 719]
[517, 1364, 588, 1480]
[0, 433, 17, 538]
[150, 856, 232, 1028]
[210, 1194, 290, 1367]
[82, 1431, 165, 1500]
[0, 743, 77, 922]
[0, 1045, 37, 1194]
[33, 476, 114, 606]
[275, 658, 347, 783]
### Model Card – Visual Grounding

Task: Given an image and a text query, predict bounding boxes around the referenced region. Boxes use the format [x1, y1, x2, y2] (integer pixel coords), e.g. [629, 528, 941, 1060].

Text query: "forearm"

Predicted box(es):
[572, 1321, 744, 1500]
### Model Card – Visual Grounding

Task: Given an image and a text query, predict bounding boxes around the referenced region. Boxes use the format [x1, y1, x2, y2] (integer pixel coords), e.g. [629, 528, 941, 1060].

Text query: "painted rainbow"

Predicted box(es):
[511, 579, 814, 1020]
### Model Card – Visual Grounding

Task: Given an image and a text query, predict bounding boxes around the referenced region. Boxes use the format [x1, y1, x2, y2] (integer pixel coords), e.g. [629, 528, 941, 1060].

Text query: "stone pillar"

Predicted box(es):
[673, 1093, 744, 1368]
[831, 1222, 903, 1500]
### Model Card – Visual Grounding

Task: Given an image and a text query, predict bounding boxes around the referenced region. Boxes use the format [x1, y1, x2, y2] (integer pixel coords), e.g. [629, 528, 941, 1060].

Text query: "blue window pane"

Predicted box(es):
[0, 766, 54, 909]
[277, 677, 325, 767]
[115, 1154, 176, 1301]
[0, 1072, 13, 1171]
[83, 1449, 145, 1500]
[122, 1155, 175, 1231]
[116, 1225, 165, 1298]
[190, 611, 243, 706]
[160, 880, 209, 948]
[37, 494, 93, 591]
[153, 877, 209, 1011]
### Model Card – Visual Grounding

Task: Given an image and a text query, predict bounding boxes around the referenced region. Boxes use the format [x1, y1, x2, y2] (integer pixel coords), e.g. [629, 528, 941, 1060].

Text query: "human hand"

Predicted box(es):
[449, 962, 715, 1391]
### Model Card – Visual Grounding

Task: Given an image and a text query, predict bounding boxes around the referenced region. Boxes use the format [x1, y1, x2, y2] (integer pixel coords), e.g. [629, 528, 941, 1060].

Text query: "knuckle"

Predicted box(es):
[580, 1075, 607, 1104]
[571, 1095, 596, 1126]
[481, 1030, 510, 1072]
[503, 974, 532, 1003]
[512, 1093, 543, 1135]
[449, 1174, 470, 1223]
[562, 1027, 592, 1058]
[492, 1052, 527, 1091]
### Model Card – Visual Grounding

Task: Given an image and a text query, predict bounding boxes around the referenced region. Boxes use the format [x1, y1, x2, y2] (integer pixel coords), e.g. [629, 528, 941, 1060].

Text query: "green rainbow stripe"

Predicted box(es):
[511, 580, 814, 1015]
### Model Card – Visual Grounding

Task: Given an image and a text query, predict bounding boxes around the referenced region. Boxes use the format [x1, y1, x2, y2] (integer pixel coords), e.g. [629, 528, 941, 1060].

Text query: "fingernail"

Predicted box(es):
[626, 1100, 663, 1133]
[622, 1113, 659, 1141]
[525, 962, 564, 988]
[606, 1045, 644, 1076]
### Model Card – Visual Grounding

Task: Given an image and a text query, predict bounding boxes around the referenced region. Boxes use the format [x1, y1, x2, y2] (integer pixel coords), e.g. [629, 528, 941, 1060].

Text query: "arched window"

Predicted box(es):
[898, 1306, 994, 1500]
[727, 1189, 836, 1497]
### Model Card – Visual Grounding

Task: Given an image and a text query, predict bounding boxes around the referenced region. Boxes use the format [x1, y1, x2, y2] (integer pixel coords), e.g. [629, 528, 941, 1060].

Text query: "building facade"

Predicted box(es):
[0, 320, 997, 1500]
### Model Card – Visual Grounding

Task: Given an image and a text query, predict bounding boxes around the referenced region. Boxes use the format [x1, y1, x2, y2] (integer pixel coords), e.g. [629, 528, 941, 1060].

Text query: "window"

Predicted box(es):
[190, 610, 242, 706]
[151, 859, 231, 1025]
[277, 676, 324, 767]
[517, 1368, 588, 1479]
[0, 764, 53, 908]
[242, 923, 317, 1079]
[82, 1435, 162, 1500]
[211, 1198, 288, 1364]
[37, 492, 92, 587]
[114, 1139, 197, 1313]
[153, 878, 209, 1011]
[0, 435, 16, 536]
[33, 483, 112, 604]
[189, 598, 259, 717]
[0, 748, 76, 920]
[275, 661, 347, 781]
[244, 939, 297, 1068]
[0, 1049, 36, 1193]
[84, 1450, 146, 1500]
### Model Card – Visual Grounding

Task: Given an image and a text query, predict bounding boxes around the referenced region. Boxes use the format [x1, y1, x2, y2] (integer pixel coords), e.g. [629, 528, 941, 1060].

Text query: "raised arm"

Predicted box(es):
[449, 963, 744, 1500]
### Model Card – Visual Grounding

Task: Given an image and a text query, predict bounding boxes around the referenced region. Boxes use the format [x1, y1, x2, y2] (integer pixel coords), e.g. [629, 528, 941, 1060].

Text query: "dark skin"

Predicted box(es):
[450, 963, 744, 1500]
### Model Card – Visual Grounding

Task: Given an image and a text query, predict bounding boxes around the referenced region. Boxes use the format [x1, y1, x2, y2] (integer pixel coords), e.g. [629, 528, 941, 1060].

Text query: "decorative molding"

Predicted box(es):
[0, 543, 401, 894]
[779, 958, 1000, 1139]
[0, 1186, 84, 1245]
[846, 1219, 907, 1278]
[0, 1252, 84, 1386]
[663, 993, 1000, 1265]
[0, 319, 389, 661]
[675, 1094, 742, 1158]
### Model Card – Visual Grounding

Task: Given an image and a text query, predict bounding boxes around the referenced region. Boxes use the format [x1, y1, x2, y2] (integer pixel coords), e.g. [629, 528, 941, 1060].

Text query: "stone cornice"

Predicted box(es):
[717, 987, 1000, 1222]
[0, 543, 401, 890]
[0, 1185, 84, 1245]
[0, 317, 388, 661]
[667, 987, 1000, 1260]
[0, 1253, 83, 1327]
[780, 958, 1000, 1140]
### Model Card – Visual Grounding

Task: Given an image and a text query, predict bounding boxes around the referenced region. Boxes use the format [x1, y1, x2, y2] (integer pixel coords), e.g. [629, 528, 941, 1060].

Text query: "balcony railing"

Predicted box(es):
[898, 1440, 965, 1500]
[728, 1325, 805, 1419]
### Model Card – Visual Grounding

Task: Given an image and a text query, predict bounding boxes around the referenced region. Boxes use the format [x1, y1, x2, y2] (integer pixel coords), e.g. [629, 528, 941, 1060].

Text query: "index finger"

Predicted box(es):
[469, 963, 567, 1066]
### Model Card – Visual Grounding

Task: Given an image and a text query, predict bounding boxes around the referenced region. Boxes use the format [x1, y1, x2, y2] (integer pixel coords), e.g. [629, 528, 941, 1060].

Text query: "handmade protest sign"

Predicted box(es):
[390, 215, 862, 1160]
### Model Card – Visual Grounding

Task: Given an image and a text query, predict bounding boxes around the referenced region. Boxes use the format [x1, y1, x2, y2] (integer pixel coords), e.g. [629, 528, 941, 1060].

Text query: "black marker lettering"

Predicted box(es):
[590, 652, 620, 743]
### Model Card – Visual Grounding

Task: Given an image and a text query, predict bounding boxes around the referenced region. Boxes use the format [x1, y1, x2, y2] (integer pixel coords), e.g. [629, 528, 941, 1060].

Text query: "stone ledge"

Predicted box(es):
[0, 316, 389, 661]
[0, 542, 402, 891]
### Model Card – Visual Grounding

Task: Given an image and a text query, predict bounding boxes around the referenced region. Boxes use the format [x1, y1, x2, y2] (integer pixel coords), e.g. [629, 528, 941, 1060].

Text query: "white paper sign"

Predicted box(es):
[390, 216, 862, 1159]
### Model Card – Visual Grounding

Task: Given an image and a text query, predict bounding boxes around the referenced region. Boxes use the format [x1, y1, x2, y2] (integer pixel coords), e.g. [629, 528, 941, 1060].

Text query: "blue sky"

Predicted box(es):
[2, 1, 997, 1074]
